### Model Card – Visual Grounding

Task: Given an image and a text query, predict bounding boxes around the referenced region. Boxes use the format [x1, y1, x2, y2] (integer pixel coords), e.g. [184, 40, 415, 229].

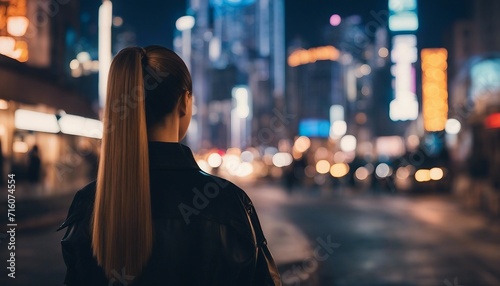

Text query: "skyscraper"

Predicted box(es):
[177, 0, 285, 150]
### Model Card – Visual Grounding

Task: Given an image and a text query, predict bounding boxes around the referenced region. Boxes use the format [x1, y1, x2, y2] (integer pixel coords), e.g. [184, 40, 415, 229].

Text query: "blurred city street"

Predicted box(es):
[2, 182, 500, 285]
[1, 0, 500, 285]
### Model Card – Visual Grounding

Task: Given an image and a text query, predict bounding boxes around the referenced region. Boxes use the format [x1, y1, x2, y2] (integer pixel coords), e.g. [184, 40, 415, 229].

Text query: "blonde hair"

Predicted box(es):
[92, 47, 152, 280]
[92, 46, 192, 280]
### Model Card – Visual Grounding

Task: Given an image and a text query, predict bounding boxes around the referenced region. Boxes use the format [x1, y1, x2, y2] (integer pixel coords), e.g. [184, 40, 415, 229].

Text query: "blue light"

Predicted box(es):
[470, 59, 500, 100]
[299, 119, 330, 138]
[388, 0, 418, 32]
[389, 0, 417, 12]
[210, 0, 255, 7]
[389, 12, 419, 31]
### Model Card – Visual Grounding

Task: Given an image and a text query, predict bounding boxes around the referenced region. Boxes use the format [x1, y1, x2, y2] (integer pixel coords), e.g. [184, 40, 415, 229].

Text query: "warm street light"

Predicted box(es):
[0, 36, 16, 55]
[421, 48, 448, 132]
[288, 46, 340, 67]
[7, 16, 29, 37]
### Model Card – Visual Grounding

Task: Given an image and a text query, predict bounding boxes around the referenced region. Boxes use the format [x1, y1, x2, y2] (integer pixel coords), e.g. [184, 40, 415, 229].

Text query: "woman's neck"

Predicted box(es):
[147, 116, 179, 142]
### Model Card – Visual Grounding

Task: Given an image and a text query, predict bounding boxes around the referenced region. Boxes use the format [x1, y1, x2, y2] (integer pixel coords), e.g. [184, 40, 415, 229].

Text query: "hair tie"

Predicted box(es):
[139, 47, 148, 67]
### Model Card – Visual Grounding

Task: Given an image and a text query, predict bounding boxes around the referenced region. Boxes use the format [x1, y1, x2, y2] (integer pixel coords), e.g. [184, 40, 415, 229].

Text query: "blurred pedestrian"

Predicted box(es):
[283, 162, 295, 194]
[58, 46, 281, 285]
[85, 150, 98, 180]
[27, 144, 41, 183]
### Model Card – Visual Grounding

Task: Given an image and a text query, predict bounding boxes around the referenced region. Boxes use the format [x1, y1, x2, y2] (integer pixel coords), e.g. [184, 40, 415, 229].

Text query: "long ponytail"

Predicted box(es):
[92, 47, 153, 280]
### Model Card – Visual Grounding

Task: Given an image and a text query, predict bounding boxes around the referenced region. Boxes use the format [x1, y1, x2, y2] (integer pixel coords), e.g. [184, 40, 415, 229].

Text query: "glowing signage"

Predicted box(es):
[421, 48, 448, 132]
[299, 119, 330, 138]
[388, 0, 418, 32]
[15, 110, 60, 134]
[15, 109, 103, 138]
[485, 113, 500, 129]
[389, 35, 418, 121]
[59, 114, 104, 139]
[288, 46, 340, 67]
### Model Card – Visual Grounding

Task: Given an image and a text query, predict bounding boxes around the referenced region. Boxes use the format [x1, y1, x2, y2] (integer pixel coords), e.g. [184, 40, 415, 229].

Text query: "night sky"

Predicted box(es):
[112, 0, 187, 48]
[286, 0, 471, 48]
[82, 0, 472, 51]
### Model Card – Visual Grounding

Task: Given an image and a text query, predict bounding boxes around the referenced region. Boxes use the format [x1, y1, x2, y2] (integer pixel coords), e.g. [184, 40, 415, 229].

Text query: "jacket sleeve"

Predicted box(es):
[242, 196, 282, 286]
[57, 190, 83, 285]
[57, 186, 108, 286]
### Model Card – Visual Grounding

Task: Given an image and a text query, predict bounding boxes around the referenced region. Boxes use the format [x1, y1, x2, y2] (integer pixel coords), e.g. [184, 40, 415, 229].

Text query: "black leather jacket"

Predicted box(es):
[57, 142, 282, 285]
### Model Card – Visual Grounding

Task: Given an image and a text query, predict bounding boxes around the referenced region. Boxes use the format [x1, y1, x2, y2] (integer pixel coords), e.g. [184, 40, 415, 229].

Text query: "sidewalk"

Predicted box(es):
[0, 180, 78, 233]
[242, 182, 319, 285]
[0, 191, 73, 233]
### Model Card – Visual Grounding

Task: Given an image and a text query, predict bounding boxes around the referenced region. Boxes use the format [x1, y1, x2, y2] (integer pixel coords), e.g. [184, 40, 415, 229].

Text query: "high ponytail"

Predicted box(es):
[92, 47, 153, 280]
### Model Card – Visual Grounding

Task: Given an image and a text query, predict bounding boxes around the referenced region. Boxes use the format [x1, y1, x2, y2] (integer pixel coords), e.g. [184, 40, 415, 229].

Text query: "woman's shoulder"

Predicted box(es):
[56, 180, 96, 231]
[197, 170, 253, 204]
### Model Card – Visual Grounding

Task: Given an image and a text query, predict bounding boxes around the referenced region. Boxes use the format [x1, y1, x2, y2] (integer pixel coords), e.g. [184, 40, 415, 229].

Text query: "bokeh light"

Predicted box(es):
[445, 119, 461, 135]
[241, 150, 255, 162]
[415, 169, 431, 182]
[330, 163, 349, 178]
[294, 136, 311, 153]
[375, 163, 391, 178]
[316, 160, 331, 174]
[396, 166, 410, 180]
[355, 167, 369, 181]
[378, 47, 389, 58]
[340, 135, 357, 152]
[272, 152, 293, 167]
[207, 153, 223, 168]
[330, 14, 342, 26]
[430, 167, 444, 180]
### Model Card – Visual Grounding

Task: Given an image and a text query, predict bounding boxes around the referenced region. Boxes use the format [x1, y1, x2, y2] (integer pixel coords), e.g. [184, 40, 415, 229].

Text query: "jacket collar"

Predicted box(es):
[148, 141, 200, 170]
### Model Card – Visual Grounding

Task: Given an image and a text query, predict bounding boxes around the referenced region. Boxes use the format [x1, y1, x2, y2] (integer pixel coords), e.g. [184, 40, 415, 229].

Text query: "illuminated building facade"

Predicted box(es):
[448, 0, 500, 207]
[286, 43, 343, 138]
[0, 0, 99, 193]
[421, 48, 448, 132]
[0, 0, 90, 108]
[387, 0, 419, 123]
[179, 0, 285, 150]
[286, 15, 391, 147]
